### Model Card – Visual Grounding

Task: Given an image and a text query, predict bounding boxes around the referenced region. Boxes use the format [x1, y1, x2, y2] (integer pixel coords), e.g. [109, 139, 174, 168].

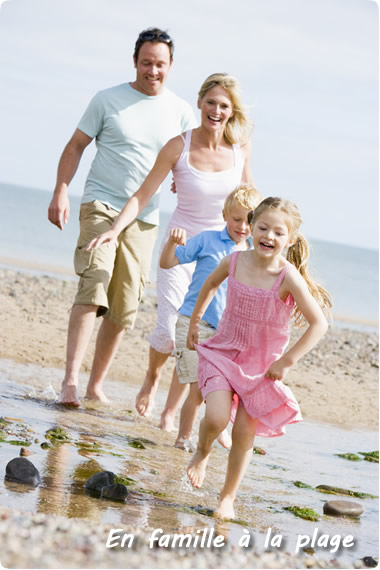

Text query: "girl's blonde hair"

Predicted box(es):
[198, 73, 253, 145]
[223, 184, 262, 216]
[249, 197, 332, 327]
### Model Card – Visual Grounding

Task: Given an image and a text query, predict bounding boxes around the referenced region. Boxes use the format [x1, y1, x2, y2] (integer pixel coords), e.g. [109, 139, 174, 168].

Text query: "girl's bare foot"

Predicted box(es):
[57, 385, 80, 407]
[217, 429, 232, 449]
[186, 449, 210, 488]
[215, 496, 235, 520]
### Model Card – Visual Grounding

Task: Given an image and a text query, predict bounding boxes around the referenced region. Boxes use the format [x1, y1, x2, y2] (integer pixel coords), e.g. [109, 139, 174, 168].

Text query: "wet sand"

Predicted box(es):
[0, 267, 378, 569]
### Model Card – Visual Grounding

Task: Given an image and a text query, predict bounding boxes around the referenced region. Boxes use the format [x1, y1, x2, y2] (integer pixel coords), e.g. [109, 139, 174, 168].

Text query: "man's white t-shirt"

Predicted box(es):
[77, 82, 197, 225]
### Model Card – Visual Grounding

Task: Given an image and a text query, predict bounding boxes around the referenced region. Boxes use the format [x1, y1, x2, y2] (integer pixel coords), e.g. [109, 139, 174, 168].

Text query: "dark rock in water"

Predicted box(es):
[362, 556, 378, 568]
[5, 457, 41, 487]
[100, 483, 128, 502]
[323, 500, 364, 517]
[85, 471, 115, 492]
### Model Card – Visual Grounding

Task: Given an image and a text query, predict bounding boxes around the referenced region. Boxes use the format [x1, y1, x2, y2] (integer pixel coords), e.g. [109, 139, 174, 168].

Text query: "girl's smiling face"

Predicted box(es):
[251, 209, 294, 257]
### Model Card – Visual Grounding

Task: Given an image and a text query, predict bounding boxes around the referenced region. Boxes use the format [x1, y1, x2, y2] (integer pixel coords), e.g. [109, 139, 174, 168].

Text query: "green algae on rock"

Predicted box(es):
[293, 480, 314, 489]
[45, 426, 71, 442]
[284, 506, 319, 521]
[359, 451, 379, 463]
[316, 484, 378, 499]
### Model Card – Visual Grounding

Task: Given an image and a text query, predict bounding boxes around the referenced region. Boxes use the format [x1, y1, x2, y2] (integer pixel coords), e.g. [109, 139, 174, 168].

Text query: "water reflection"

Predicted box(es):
[0, 359, 378, 563]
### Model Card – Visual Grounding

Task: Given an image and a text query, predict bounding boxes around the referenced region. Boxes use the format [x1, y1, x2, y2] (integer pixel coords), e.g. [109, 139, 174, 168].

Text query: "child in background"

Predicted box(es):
[186, 196, 332, 520]
[160, 185, 262, 450]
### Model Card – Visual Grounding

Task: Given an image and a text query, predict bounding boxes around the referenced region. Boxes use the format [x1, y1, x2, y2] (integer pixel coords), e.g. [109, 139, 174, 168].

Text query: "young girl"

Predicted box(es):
[186, 196, 332, 520]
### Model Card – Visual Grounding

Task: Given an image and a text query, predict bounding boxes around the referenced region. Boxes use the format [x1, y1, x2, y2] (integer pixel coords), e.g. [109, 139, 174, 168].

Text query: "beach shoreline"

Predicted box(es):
[1, 256, 378, 331]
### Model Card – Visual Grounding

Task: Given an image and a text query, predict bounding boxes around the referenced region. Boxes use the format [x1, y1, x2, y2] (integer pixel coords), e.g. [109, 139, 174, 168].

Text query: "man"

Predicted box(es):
[48, 27, 196, 407]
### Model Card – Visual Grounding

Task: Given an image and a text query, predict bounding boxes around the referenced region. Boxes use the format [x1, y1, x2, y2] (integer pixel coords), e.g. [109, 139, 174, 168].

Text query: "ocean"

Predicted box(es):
[0, 182, 378, 330]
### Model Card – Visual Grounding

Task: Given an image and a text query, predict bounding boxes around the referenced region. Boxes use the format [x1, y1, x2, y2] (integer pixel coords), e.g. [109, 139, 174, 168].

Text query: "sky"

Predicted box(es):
[0, 0, 378, 249]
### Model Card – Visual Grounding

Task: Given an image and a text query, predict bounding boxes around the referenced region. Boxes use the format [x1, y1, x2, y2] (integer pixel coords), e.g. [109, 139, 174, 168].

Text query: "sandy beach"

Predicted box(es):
[0, 267, 378, 569]
[1, 267, 378, 430]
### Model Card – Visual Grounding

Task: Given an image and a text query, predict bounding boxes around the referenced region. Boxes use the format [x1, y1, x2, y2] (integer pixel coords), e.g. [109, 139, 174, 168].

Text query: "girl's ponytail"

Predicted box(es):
[287, 233, 332, 327]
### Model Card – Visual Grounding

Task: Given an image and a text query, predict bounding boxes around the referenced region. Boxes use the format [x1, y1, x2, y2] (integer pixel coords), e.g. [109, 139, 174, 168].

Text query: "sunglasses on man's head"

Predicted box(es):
[138, 31, 172, 44]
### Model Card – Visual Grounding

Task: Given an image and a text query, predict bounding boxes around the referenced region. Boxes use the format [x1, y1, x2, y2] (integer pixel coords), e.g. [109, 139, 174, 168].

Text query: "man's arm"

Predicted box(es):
[48, 128, 93, 230]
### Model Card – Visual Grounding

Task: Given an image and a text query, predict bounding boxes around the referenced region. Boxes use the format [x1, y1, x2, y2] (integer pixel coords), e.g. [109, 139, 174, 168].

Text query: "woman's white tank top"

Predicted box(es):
[169, 129, 245, 237]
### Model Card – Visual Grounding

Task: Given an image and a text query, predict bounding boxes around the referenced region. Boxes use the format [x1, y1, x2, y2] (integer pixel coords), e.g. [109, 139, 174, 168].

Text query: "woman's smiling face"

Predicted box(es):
[198, 86, 234, 132]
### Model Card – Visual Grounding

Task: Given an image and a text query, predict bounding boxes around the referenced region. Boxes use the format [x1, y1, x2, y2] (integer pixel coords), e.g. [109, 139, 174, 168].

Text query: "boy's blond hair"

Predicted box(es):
[223, 184, 262, 216]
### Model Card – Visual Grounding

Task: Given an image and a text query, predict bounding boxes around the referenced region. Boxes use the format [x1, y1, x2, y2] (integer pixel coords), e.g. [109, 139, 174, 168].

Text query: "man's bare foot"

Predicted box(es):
[174, 437, 195, 452]
[215, 497, 235, 520]
[217, 429, 232, 449]
[85, 387, 110, 403]
[135, 377, 156, 417]
[186, 448, 210, 488]
[57, 385, 80, 407]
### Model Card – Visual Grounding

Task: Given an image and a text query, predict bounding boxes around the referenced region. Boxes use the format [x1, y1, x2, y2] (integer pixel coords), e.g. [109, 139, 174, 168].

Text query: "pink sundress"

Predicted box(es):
[196, 251, 302, 437]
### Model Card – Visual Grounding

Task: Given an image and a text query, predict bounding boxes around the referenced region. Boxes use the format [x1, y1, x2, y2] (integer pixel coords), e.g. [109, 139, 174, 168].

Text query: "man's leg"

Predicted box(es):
[85, 317, 125, 402]
[58, 304, 98, 406]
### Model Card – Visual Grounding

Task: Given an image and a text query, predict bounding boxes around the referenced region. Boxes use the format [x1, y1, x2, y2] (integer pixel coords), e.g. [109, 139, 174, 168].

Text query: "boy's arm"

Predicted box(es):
[160, 228, 187, 269]
[187, 255, 230, 349]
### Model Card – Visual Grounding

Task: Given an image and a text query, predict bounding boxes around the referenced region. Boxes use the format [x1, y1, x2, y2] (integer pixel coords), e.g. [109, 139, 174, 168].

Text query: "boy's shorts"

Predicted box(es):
[73, 200, 157, 329]
[174, 313, 216, 384]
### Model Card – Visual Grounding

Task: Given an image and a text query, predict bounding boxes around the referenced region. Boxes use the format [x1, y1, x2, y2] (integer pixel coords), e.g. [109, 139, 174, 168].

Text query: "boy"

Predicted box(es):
[160, 185, 261, 449]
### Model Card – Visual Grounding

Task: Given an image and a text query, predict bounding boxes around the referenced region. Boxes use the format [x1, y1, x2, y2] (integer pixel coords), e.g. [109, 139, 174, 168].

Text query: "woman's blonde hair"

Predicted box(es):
[198, 73, 253, 145]
[249, 197, 332, 327]
[224, 184, 262, 216]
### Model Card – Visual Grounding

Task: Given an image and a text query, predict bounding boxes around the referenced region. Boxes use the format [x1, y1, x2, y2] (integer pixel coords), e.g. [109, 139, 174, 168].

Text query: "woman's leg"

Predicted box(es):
[138, 261, 195, 417]
[215, 405, 258, 520]
[187, 390, 233, 488]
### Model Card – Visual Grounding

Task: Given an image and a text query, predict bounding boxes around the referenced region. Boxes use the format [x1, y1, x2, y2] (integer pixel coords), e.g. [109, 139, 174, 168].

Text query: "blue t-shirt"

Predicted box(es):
[175, 227, 251, 329]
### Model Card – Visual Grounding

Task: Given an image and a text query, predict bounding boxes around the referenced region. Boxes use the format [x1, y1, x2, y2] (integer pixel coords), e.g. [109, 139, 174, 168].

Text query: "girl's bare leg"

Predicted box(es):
[215, 406, 258, 520]
[187, 390, 232, 488]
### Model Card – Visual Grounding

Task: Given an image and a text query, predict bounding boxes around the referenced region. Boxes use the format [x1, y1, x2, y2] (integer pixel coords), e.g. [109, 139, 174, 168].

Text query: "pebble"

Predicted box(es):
[323, 500, 364, 517]
[19, 447, 32, 456]
[84, 471, 115, 493]
[5, 457, 41, 487]
[100, 483, 128, 502]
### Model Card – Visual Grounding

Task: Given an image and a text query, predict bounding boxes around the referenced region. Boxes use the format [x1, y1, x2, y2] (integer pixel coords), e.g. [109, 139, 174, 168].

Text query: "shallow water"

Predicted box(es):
[0, 358, 378, 565]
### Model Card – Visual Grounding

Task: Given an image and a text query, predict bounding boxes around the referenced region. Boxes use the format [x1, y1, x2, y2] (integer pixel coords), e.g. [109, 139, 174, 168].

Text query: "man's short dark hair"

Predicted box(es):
[134, 27, 174, 62]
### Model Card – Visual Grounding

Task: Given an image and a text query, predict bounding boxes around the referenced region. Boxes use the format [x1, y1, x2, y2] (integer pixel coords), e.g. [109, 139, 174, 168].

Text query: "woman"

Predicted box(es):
[87, 73, 255, 427]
